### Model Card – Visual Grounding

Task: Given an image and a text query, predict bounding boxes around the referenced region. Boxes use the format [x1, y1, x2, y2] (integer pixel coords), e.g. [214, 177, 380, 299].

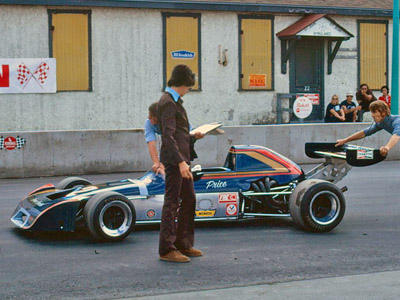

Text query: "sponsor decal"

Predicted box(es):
[146, 209, 156, 219]
[226, 203, 238, 216]
[27, 196, 45, 207]
[205, 180, 227, 189]
[357, 149, 373, 160]
[195, 210, 216, 217]
[171, 50, 195, 59]
[0, 136, 26, 150]
[198, 198, 214, 210]
[218, 192, 238, 203]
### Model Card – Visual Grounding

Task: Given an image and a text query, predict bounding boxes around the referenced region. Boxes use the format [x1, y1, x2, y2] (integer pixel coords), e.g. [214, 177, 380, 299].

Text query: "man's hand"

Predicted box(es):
[335, 139, 346, 147]
[380, 146, 390, 156]
[179, 161, 193, 180]
[152, 162, 165, 175]
[192, 131, 205, 140]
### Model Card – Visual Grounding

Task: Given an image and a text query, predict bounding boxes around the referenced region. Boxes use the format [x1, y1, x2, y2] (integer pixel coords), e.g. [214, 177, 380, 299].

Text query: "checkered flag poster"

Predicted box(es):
[0, 58, 56, 94]
[0, 136, 26, 150]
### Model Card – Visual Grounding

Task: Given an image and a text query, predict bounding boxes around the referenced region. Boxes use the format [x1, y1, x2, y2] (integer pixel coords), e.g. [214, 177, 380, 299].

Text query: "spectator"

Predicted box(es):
[356, 83, 377, 121]
[378, 85, 391, 109]
[325, 95, 345, 122]
[340, 91, 359, 122]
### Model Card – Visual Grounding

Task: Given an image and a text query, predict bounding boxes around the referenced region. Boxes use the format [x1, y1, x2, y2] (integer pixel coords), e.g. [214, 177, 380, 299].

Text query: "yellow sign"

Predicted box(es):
[195, 210, 216, 217]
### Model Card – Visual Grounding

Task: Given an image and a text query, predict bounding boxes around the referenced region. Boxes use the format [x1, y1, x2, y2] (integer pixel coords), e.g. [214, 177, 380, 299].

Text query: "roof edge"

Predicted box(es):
[0, 0, 394, 17]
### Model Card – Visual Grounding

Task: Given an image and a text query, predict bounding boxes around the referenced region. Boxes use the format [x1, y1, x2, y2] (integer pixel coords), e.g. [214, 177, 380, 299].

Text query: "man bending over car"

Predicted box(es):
[336, 101, 400, 156]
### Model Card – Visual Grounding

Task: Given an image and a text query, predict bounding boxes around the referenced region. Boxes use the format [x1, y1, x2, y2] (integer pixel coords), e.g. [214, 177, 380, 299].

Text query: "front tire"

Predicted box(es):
[289, 179, 345, 232]
[56, 176, 92, 189]
[84, 192, 136, 242]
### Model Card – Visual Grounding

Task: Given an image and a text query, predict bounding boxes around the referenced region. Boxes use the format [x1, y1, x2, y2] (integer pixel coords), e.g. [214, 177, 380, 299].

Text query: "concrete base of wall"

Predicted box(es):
[1, 123, 398, 178]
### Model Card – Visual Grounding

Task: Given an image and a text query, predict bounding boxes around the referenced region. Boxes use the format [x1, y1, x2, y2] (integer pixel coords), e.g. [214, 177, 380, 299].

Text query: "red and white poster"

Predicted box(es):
[0, 58, 56, 94]
[297, 93, 320, 105]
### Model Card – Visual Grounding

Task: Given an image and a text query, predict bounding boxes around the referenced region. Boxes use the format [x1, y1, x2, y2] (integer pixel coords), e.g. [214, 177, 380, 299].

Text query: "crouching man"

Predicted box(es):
[336, 101, 400, 156]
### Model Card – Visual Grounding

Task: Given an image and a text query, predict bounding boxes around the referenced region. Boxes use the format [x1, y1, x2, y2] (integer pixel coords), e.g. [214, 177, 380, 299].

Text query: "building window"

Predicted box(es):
[358, 20, 388, 90]
[49, 10, 92, 91]
[163, 13, 201, 90]
[239, 15, 274, 90]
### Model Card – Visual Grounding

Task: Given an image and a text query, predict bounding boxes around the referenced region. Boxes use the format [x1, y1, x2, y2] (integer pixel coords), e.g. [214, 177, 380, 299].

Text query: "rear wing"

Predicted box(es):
[305, 142, 386, 167]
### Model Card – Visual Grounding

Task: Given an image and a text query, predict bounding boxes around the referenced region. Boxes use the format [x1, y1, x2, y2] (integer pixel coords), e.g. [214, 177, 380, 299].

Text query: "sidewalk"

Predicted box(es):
[133, 270, 400, 300]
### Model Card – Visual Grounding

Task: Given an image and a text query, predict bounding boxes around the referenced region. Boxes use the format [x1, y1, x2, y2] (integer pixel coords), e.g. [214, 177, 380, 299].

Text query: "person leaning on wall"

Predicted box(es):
[325, 94, 345, 122]
[356, 83, 377, 121]
[340, 91, 358, 122]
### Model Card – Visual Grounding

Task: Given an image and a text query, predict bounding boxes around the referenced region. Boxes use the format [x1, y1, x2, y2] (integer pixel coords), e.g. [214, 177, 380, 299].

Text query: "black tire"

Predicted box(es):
[289, 179, 345, 233]
[56, 177, 92, 190]
[84, 191, 136, 242]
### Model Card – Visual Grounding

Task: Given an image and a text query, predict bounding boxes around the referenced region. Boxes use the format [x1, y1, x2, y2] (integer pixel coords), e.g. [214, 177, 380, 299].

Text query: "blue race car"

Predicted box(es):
[11, 143, 385, 241]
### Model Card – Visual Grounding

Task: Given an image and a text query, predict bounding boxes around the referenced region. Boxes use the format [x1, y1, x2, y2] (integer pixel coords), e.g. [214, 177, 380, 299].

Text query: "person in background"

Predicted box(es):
[144, 102, 165, 175]
[325, 95, 345, 122]
[378, 85, 391, 110]
[336, 101, 400, 156]
[356, 83, 377, 121]
[340, 91, 359, 122]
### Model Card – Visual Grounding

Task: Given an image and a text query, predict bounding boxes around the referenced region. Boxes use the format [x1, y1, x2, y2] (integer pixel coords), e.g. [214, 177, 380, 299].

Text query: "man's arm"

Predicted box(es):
[147, 141, 165, 175]
[380, 134, 400, 156]
[336, 130, 366, 146]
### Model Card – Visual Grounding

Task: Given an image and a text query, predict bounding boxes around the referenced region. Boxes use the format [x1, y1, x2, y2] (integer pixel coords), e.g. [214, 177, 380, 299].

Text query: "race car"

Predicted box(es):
[11, 143, 385, 241]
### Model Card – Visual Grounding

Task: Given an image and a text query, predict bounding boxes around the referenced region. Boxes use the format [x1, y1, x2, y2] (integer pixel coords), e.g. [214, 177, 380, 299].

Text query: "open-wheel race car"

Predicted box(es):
[11, 143, 386, 241]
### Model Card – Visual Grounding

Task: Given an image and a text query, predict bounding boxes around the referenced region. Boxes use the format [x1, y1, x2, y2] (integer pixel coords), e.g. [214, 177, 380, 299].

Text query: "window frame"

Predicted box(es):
[238, 14, 274, 91]
[162, 12, 201, 91]
[48, 9, 92, 92]
[357, 19, 388, 90]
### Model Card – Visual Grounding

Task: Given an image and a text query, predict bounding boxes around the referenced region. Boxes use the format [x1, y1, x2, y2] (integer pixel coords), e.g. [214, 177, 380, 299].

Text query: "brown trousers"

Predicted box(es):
[159, 164, 196, 255]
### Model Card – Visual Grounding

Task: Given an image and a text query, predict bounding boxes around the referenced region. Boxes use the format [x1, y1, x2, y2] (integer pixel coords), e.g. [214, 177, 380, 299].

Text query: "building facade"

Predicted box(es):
[0, 0, 395, 130]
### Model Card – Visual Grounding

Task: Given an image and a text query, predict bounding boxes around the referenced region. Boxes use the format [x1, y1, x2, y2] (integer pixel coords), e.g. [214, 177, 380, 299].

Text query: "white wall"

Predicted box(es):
[0, 5, 394, 132]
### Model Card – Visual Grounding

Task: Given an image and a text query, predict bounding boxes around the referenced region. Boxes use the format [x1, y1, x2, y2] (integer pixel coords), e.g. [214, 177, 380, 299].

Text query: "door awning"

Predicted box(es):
[276, 14, 353, 40]
[277, 14, 354, 74]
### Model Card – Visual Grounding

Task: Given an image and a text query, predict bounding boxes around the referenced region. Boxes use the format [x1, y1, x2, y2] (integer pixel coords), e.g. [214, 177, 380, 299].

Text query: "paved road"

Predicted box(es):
[0, 161, 400, 299]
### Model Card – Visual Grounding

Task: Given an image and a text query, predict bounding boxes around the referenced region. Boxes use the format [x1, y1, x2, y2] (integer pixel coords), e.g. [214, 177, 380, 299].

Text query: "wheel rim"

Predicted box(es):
[99, 200, 132, 237]
[309, 191, 340, 226]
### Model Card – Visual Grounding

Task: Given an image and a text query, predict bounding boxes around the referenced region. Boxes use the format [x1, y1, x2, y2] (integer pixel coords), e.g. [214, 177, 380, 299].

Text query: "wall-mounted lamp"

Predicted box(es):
[218, 45, 228, 66]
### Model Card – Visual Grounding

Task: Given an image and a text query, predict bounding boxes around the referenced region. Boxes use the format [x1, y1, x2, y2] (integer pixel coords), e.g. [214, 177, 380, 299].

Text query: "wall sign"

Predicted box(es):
[293, 97, 313, 119]
[0, 136, 26, 150]
[249, 74, 266, 87]
[171, 50, 195, 59]
[0, 58, 56, 94]
[297, 93, 320, 105]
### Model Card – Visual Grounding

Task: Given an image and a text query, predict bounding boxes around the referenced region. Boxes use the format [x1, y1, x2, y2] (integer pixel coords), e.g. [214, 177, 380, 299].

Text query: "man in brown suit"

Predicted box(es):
[158, 64, 203, 263]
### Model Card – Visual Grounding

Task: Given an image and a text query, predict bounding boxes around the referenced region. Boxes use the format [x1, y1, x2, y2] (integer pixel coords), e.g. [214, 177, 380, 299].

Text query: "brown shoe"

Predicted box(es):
[179, 248, 203, 257]
[159, 250, 190, 263]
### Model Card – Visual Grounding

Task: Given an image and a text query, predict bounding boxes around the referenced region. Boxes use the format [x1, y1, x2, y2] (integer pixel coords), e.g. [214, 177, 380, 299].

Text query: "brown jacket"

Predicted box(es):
[158, 92, 191, 165]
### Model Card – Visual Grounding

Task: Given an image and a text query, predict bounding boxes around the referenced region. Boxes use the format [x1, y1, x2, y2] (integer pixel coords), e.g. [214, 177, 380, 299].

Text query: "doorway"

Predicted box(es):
[290, 38, 324, 121]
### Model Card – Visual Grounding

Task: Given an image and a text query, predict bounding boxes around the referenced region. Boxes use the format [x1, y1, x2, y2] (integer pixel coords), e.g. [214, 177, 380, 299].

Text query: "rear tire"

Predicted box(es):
[84, 191, 136, 242]
[56, 177, 92, 189]
[289, 179, 345, 232]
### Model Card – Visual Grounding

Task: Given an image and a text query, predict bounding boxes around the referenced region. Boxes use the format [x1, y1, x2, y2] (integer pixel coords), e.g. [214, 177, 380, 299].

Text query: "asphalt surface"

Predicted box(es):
[0, 161, 400, 299]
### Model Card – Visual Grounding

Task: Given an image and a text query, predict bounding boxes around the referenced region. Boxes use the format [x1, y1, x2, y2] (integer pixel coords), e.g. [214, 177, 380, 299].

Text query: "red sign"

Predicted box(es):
[4, 136, 17, 150]
[0, 65, 10, 87]
[249, 74, 266, 87]
[297, 93, 320, 105]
